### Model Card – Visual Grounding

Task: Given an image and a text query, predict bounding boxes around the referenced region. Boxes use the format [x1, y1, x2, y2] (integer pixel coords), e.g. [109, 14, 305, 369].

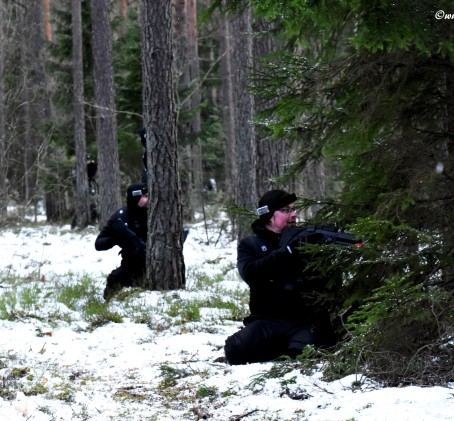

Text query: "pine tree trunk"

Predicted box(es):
[19, 5, 33, 211]
[230, 5, 257, 240]
[174, 0, 194, 221]
[90, 0, 121, 227]
[25, 0, 52, 221]
[141, 0, 185, 290]
[219, 6, 237, 234]
[0, 0, 6, 218]
[253, 18, 298, 196]
[119, 0, 127, 17]
[187, 0, 203, 213]
[174, 0, 203, 221]
[43, 0, 52, 41]
[71, 0, 90, 228]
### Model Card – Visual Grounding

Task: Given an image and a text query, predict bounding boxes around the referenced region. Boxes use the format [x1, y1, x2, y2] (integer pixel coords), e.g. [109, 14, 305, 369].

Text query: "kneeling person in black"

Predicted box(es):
[224, 190, 333, 364]
[95, 183, 148, 300]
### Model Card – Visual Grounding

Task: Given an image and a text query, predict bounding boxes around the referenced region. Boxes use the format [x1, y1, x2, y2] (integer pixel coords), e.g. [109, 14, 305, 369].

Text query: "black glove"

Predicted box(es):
[280, 227, 325, 256]
[277, 227, 299, 255]
[280, 227, 326, 248]
[288, 238, 304, 254]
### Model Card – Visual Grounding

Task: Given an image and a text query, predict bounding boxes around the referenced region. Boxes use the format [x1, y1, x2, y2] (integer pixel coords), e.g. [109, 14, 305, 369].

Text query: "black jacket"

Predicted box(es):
[95, 206, 147, 265]
[237, 220, 331, 325]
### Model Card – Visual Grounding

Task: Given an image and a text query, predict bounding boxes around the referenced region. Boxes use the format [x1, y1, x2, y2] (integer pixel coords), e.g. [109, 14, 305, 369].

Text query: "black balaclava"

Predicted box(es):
[126, 183, 148, 211]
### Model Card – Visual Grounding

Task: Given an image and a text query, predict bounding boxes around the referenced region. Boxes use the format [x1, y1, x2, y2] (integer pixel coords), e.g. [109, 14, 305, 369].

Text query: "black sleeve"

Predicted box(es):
[94, 209, 128, 251]
[237, 236, 296, 288]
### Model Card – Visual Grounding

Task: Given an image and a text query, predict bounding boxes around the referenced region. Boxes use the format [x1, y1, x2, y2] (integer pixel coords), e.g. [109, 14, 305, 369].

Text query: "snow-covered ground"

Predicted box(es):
[0, 218, 452, 420]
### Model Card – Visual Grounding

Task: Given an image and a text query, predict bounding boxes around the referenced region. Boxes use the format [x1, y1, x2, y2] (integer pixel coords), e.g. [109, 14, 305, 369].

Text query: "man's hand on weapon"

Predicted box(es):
[112, 219, 146, 258]
[279, 225, 363, 251]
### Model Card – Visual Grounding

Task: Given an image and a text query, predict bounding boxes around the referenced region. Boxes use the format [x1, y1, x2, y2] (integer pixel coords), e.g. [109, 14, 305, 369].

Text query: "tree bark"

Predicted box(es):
[174, 0, 194, 221]
[186, 0, 203, 213]
[23, 0, 52, 221]
[43, 0, 52, 41]
[141, 0, 185, 290]
[218, 5, 237, 234]
[90, 0, 121, 227]
[230, 4, 257, 240]
[0, 0, 6, 218]
[253, 18, 298, 196]
[71, 0, 90, 228]
[174, 0, 203, 221]
[19, 4, 33, 211]
[119, 0, 127, 17]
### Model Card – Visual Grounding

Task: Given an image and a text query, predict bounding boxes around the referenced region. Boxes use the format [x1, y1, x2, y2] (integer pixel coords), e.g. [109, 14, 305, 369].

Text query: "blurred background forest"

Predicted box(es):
[0, 0, 453, 386]
[0, 0, 348, 231]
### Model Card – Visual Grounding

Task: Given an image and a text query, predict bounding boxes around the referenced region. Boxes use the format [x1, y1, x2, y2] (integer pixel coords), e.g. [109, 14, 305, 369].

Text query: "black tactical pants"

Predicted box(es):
[224, 318, 316, 365]
[103, 259, 145, 300]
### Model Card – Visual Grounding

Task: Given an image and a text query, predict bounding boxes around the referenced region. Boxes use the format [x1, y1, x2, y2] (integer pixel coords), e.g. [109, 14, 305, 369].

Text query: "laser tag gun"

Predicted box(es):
[279, 224, 364, 250]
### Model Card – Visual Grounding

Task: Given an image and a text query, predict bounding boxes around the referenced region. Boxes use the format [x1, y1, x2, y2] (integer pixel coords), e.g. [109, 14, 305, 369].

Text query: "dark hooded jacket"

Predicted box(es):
[95, 186, 147, 265]
[237, 220, 331, 326]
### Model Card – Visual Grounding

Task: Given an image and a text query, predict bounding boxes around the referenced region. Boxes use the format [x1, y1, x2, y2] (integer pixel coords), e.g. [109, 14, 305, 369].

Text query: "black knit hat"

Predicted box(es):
[256, 190, 297, 223]
[126, 183, 148, 209]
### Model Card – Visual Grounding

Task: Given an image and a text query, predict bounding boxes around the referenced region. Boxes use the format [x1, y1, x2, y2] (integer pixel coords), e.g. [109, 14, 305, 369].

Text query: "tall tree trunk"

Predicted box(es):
[230, 5, 256, 240]
[18, 4, 32, 210]
[43, 0, 52, 41]
[253, 18, 298, 196]
[71, 0, 90, 228]
[141, 0, 185, 290]
[24, 0, 51, 221]
[119, 0, 127, 17]
[0, 0, 6, 218]
[218, 5, 237, 235]
[174, 0, 203, 221]
[186, 0, 203, 213]
[90, 0, 121, 227]
[438, 69, 454, 285]
[117, 0, 128, 36]
[174, 0, 194, 221]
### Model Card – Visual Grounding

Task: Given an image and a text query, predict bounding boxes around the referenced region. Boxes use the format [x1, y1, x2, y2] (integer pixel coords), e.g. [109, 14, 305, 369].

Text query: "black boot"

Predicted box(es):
[103, 272, 123, 300]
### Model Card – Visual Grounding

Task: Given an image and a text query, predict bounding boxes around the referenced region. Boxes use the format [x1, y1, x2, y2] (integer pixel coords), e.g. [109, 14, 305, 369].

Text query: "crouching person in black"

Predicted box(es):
[95, 183, 148, 300]
[224, 190, 335, 365]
